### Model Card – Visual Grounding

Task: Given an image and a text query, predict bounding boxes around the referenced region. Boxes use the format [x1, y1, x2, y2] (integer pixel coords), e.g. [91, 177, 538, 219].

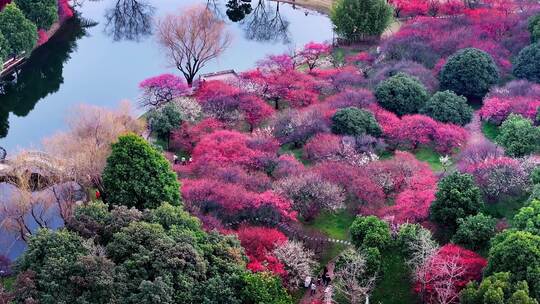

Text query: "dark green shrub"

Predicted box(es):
[513, 43, 540, 84]
[374, 72, 429, 116]
[331, 106, 381, 136]
[452, 213, 496, 251]
[430, 172, 483, 230]
[497, 114, 540, 157]
[330, 0, 393, 40]
[440, 48, 499, 100]
[102, 134, 181, 209]
[350, 215, 392, 251]
[421, 90, 473, 125]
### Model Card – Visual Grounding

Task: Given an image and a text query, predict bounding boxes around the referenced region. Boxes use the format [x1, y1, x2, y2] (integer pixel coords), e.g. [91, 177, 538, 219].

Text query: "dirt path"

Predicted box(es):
[465, 112, 486, 146]
[299, 261, 336, 304]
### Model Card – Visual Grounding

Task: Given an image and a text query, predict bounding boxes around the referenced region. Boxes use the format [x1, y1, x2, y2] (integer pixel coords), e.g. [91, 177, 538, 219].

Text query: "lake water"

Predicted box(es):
[0, 0, 332, 261]
[0, 0, 332, 153]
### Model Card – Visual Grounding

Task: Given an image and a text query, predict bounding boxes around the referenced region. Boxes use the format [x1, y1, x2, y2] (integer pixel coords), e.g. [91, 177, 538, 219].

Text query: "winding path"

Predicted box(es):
[465, 112, 486, 146]
[224, 218, 353, 247]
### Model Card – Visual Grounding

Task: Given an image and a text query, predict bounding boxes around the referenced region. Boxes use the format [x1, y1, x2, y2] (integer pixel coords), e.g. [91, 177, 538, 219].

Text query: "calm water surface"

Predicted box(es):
[0, 0, 332, 152]
[0, 0, 332, 261]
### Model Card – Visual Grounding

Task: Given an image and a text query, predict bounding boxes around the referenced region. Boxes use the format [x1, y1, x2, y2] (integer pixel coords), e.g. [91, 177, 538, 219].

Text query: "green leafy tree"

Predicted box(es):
[430, 172, 483, 230]
[396, 223, 422, 254]
[496, 114, 540, 157]
[147, 102, 184, 147]
[529, 14, 540, 43]
[331, 106, 382, 136]
[14, 202, 254, 304]
[362, 246, 382, 278]
[514, 200, 540, 235]
[375, 72, 429, 116]
[14, 0, 58, 29]
[16, 229, 92, 304]
[532, 167, 540, 185]
[513, 43, 540, 84]
[330, 0, 393, 40]
[461, 272, 538, 304]
[241, 272, 292, 304]
[129, 277, 174, 304]
[0, 3, 37, 56]
[144, 202, 201, 231]
[440, 48, 499, 100]
[420, 90, 473, 125]
[0, 32, 8, 68]
[102, 134, 181, 209]
[485, 230, 540, 297]
[452, 213, 497, 251]
[350, 215, 392, 251]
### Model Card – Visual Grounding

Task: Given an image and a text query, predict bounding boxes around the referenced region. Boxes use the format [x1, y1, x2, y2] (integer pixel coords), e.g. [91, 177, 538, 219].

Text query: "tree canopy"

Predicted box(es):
[497, 114, 540, 157]
[350, 215, 392, 251]
[102, 133, 181, 209]
[331, 106, 382, 136]
[513, 43, 540, 84]
[14, 0, 58, 29]
[430, 172, 483, 230]
[375, 72, 429, 116]
[420, 90, 473, 126]
[440, 48, 499, 100]
[0, 3, 37, 56]
[330, 0, 394, 40]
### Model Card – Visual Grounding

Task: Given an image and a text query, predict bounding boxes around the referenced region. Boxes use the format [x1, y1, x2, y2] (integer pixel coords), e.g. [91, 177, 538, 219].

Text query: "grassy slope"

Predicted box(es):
[302, 210, 355, 267]
[482, 121, 500, 142]
[484, 194, 529, 220]
[279, 143, 310, 165]
[413, 147, 444, 171]
[371, 249, 417, 304]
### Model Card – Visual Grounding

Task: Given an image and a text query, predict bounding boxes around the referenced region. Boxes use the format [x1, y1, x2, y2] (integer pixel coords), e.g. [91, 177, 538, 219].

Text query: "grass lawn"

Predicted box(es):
[279, 143, 310, 165]
[413, 147, 444, 171]
[302, 210, 356, 268]
[483, 195, 528, 220]
[482, 121, 500, 142]
[303, 209, 355, 240]
[371, 249, 417, 304]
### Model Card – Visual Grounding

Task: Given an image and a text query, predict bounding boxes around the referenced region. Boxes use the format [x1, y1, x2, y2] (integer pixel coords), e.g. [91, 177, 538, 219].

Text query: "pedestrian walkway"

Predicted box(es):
[223, 218, 353, 247]
[299, 261, 335, 304]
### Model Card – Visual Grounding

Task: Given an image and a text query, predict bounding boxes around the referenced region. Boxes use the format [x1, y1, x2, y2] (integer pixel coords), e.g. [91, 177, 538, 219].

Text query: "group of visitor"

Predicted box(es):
[173, 155, 192, 165]
[305, 266, 333, 302]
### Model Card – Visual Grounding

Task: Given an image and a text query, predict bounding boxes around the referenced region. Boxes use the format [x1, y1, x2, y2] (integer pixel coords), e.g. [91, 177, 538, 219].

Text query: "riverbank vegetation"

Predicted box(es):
[1, 0, 540, 303]
[0, 0, 72, 69]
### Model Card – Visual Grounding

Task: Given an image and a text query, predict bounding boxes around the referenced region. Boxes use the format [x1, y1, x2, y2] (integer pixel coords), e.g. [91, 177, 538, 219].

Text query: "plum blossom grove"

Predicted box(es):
[1, 0, 540, 303]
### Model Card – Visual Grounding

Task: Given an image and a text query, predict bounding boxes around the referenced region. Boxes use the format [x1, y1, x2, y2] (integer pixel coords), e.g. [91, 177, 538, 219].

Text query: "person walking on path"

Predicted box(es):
[310, 281, 317, 296]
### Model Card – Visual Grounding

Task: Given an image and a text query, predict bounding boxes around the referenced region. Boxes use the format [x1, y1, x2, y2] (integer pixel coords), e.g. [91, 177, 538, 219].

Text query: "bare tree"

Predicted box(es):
[42, 102, 145, 195]
[405, 228, 439, 304]
[333, 249, 377, 304]
[431, 255, 466, 304]
[242, 0, 290, 43]
[157, 5, 233, 86]
[406, 228, 439, 270]
[273, 240, 317, 290]
[0, 151, 69, 242]
[104, 0, 155, 41]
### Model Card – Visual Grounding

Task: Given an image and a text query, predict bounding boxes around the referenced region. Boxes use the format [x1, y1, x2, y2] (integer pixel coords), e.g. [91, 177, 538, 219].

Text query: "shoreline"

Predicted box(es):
[272, 0, 333, 14]
[0, 17, 69, 78]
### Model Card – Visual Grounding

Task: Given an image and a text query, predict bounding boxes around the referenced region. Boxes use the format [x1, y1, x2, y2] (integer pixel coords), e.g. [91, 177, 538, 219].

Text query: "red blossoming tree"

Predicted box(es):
[414, 244, 487, 304]
[236, 226, 288, 276]
[297, 42, 331, 71]
[138, 74, 188, 108]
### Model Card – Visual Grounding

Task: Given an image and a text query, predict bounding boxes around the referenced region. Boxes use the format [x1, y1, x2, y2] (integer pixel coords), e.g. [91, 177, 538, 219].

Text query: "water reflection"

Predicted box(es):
[0, 17, 89, 140]
[241, 0, 290, 43]
[104, 0, 155, 41]
[226, 0, 252, 22]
